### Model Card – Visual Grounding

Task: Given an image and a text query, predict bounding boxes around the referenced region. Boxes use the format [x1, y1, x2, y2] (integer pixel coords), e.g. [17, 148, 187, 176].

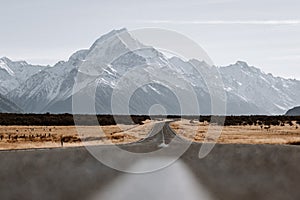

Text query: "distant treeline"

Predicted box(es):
[0, 113, 300, 126]
[0, 113, 150, 126]
[197, 115, 300, 126]
[166, 115, 300, 126]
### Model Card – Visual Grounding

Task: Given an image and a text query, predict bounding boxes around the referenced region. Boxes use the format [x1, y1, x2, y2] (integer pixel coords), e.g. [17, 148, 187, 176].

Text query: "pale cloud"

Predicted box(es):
[140, 20, 300, 25]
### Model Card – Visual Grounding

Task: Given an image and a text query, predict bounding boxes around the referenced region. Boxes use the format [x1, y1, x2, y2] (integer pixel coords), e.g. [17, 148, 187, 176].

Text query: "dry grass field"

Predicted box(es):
[1, 118, 300, 150]
[170, 119, 300, 144]
[0, 120, 156, 150]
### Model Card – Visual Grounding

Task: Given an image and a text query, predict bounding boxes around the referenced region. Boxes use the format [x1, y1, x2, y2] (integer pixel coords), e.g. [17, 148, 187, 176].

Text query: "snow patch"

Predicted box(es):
[274, 103, 287, 111]
[0, 60, 14, 76]
[148, 85, 161, 94]
[225, 87, 233, 92]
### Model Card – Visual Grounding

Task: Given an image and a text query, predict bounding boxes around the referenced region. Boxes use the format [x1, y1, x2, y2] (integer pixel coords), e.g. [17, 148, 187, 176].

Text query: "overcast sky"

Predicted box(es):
[1, 0, 300, 79]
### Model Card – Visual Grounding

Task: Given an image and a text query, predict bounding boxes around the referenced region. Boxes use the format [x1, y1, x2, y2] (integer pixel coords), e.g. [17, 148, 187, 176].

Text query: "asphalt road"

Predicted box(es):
[0, 123, 300, 200]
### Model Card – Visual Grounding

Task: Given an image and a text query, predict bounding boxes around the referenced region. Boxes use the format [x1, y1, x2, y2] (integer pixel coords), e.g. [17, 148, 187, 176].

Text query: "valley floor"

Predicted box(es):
[170, 119, 300, 145]
[1, 119, 300, 150]
[0, 120, 156, 150]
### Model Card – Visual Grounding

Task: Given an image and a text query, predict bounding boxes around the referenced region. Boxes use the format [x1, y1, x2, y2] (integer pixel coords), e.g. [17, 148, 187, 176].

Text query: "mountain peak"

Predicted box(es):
[91, 28, 128, 48]
[0, 57, 14, 76]
[0, 57, 11, 63]
[101, 28, 128, 39]
[189, 59, 212, 68]
[0, 57, 29, 66]
[227, 61, 262, 74]
[235, 60, 249, 67]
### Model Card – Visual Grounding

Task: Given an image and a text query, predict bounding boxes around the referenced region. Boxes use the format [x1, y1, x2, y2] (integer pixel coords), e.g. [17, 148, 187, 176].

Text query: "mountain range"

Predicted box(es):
[1, 28, 299, 115]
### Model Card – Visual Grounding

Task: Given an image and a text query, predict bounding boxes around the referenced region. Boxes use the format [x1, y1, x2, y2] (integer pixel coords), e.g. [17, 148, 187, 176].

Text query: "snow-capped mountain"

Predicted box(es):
[219, 61, 300, 114]
[7, 28, 146, 113]
[0, 57, 47, 94]
[3, 28, 300, 115]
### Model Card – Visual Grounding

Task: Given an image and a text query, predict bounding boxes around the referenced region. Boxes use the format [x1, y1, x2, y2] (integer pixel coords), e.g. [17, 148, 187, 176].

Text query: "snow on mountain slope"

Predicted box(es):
[0, 57, 47, 94]
[7, 28, 147, 113]
[219, 61, 300, 114]
[7, 52, 90, 113]
[44, 46, 198, 114]
[78, 28, 145, 76]
[4, 28, 300, 115]
[167, 58, 267, 114]
[0, 58, 15, 76]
